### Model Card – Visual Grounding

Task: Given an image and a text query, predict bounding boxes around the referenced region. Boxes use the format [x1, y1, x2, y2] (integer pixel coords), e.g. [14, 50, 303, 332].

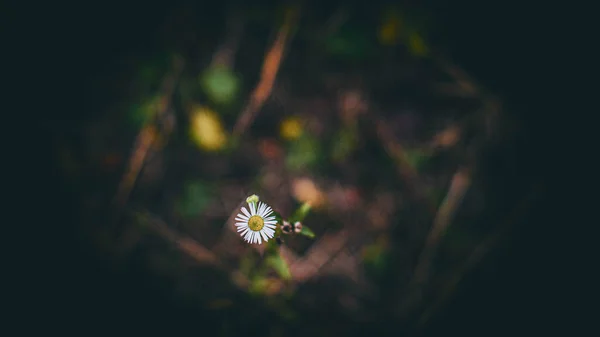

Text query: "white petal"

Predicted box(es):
[244, 231, 252, 242]
[239, 228, 249, 236]
[261, 204, 270, 217]
[260, 230, 268, 242]
[265, 224, 276, 230]
[264, 228, 275, 237]
[257, 232, 262, 244]
[257, 202, 265, 215]
[264, 215, 276, 221]
[264, 219, 277, 225]
[241, 207, 251, 218]
[235, 214, 249, 221]
[235, 222, 248, 227]
[249, 202, 256, 215]
[264, 206, 273, 215]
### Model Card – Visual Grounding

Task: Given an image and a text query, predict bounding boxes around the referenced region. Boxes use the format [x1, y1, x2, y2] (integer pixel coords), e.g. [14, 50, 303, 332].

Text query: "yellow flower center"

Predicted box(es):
[247, 215, 264, 231]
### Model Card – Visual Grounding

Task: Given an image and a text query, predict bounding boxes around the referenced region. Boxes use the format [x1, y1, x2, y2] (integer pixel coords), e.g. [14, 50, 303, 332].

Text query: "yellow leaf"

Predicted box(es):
[189, 106, 228, 151]
[279, 116, 303, 140]
[378, 10, 402, 46]
[408, 32, 428, 57]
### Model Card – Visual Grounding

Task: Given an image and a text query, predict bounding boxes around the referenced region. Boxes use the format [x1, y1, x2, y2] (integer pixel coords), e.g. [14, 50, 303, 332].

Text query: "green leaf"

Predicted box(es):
[128, 96, 160, 128]
[176, 181, 214, 218]
[289, 203, 311, 223]
[299, 225, 315, 239]
[285, 134, 321, 171]
[200, 65, 240, 105]
[248, 276, 269, 295]
[325, 26, 372, 60]
[331, 126, 358, 162]
[265, 238, 280, 255]
[363, 243, 388, 279]
[404, 147, 431, 170]
[266, 254, 292, 280]
[239, 253, 256, 278]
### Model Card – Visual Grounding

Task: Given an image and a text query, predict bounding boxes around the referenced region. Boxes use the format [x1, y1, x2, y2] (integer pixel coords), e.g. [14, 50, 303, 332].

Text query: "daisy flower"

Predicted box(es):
[235, 198, 277, 244]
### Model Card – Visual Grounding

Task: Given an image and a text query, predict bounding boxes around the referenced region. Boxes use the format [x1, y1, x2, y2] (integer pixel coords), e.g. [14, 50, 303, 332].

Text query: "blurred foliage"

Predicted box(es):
[128, 96, 160, 128]
[176, 180, 214, 218]
[200, 65, 240, 105]
[326, 24, 373, 61]
[331, 125, 359, 162]
[408, 32, 429, 57]
[289, 202, 311, 224]
[189, 105, 228, 151]
[70, 1, 536, 335]
[279, 116, 304, 141]
[239, 251, 257, 278]
[299, 225, 315, 239]
[266, 253, 292, 280]
[285, 133, 322, 171]
[378, 8, 403, 46]
[363, 240, 390, 280]
[404, 147, 433, 170]
[378, 5, 431, 57]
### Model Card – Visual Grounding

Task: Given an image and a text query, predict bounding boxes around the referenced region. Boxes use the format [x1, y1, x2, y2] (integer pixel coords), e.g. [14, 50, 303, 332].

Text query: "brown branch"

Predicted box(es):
[232, 6, 300, 138]
[135, 211, 252, 289]
[435, 58, 481, 98]
[375, 118, 436, 213]
[289, 230, 350, 282]
[429, 124, 462, 150]
[112, 56, 184, 209]
[411, 167, 473, 286]
[210, 8, 245, 69]
[413, 184, 542, 333]
[139, 211, 220, 266]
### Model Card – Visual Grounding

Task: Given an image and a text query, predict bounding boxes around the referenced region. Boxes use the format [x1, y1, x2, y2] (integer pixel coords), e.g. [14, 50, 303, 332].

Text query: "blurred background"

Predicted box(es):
[29, 0, 556, 335]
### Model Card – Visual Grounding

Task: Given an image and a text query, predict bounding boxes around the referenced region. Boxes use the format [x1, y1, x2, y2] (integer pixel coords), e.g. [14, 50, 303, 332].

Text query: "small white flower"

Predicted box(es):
[235, 200, 277, 244]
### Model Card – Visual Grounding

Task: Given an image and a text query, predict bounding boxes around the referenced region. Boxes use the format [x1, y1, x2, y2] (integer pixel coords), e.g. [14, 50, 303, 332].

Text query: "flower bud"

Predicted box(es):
[293, 221, 303, 233]
[281, 221, 292, 234]
[246, 194, 260, 204]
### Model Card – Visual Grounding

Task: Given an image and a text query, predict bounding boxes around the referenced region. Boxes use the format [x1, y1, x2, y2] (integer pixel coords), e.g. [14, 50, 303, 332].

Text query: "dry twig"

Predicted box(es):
[413, 184, 541, 333]
[232, 6, 300, 137]
[140, 211, 220, 266]
[411, 167, 472, 285]
[375, 118, 436, 213]
[136, 211, 253, 289]
[289, 230, 350, 282]
[112, 56, 184, 209]
[210, 8, 245, 69]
